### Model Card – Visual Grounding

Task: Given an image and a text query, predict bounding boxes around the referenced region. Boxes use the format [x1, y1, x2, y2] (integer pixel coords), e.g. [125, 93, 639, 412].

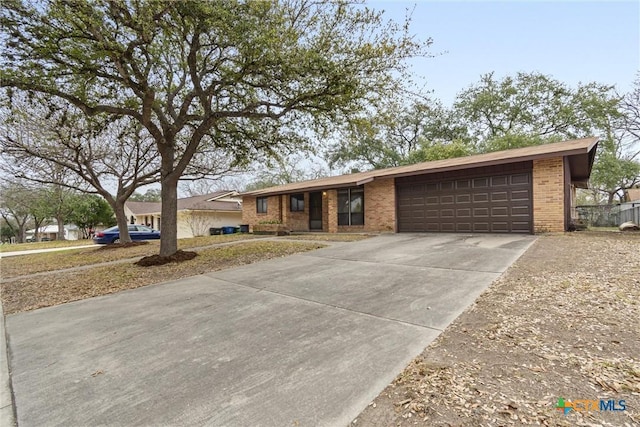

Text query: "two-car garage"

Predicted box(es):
[396, 162, 533, 233]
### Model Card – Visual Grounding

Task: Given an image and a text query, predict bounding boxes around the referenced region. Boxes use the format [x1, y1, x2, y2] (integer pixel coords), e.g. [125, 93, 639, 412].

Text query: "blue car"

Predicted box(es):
[93, 225, 161, 244]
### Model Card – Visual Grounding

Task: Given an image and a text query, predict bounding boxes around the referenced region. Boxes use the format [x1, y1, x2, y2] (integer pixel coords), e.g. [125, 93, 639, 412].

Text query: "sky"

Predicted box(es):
[369, 0, 640, 106]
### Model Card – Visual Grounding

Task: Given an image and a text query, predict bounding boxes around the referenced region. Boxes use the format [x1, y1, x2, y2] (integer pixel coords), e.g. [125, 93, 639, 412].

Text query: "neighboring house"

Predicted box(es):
[241, 137, 600, 234]
[124, 191, 243, 238]
[26, 224, 80, 241]
[625, 188, 640, 203]
[619, 188, 640, 225]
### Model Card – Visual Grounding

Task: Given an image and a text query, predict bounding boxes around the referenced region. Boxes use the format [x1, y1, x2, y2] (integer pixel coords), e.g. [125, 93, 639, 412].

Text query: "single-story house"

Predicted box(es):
[241, 137, 599, 234]
[26, 224, 80, 241]
[125, 191, 243, 238]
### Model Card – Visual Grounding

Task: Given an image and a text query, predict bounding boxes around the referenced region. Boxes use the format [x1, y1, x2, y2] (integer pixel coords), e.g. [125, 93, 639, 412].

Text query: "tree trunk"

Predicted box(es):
[113, 199, 132, 243]
[33, 219, 42, 242]
[17, 223, 26, 243]
[159, 174, 179, 257]
[56, 215, 66, 241]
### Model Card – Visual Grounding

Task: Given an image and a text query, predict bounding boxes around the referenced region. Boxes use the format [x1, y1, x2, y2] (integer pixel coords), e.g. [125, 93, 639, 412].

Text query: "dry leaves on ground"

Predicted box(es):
[353, 232, 640, 427]
[0, 234, 260, 278]
[1, 240, 324, 315]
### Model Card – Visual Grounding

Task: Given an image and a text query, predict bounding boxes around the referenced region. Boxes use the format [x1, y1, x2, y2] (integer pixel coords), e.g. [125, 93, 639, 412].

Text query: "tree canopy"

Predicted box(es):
[1, 0, 428, 256]
[327, 71, 638, 202]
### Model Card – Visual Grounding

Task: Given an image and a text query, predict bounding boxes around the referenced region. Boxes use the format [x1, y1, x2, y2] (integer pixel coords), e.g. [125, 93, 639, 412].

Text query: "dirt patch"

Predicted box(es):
[98, 241, 149, 250]
[135, 250, 197, 266]
[352, 232, 640, 427]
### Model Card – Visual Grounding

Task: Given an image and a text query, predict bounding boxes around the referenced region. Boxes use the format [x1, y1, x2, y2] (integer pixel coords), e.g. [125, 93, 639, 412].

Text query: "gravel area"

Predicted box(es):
[352, 232, 640, 427]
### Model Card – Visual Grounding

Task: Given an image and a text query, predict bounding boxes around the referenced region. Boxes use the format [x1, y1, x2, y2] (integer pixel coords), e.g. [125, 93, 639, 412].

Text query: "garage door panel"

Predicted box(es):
[512, 222, 531, 232]
[411, 211, 425, 219]
[397, 169, 532, 233]
[511, 173, 530, 185]
[491, 192, 508, 202]
[440, 209, 455, 218]
[441, 181, 455, 190]
[511, 206, 530, 216]
[425, 210, 439, 218]
[441, 223, 455, 232]
[425, 223, 440, 232]
[491, 222, 509, 232]
[456, 179, 471, 189]
[473, 178, 489, 188]
[456, 208, 471, 218]
[426, 196, 439, 204]
[456, 223, 472, 232]
[491, 176, 509, 186]
[511, 189, 530, 200]
[473, 223, 490, 232]
[440, 195, 455, 204]
[473, 193, 489, 202]
[491, 207, 509, 217]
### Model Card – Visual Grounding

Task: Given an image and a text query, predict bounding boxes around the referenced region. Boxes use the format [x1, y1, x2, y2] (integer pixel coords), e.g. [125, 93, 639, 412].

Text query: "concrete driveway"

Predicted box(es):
[5, 233, 535, 426]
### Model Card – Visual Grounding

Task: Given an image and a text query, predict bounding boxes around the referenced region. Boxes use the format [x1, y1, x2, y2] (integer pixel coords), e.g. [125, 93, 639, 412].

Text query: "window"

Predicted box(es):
[256, 197, 267, 213]
[337, 187, 364, 226]
[290, 194, 304, 212]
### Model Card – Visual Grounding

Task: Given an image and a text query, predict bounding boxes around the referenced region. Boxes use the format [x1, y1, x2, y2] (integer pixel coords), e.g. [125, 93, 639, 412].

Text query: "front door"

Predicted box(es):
[309, 192, 323, 230]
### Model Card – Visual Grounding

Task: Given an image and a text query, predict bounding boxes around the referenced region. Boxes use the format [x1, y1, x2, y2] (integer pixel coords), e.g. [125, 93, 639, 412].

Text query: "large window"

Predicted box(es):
[290, 194, 304, 212]
[337, 187, 364, 226]
[256, 197, 267, 213]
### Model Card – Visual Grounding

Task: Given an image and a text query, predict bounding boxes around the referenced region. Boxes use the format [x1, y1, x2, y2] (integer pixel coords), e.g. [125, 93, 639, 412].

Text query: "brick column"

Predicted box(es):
[364, 178, 396, 232]
[327, 190, 338, 233]
[533, 157, 565, 233]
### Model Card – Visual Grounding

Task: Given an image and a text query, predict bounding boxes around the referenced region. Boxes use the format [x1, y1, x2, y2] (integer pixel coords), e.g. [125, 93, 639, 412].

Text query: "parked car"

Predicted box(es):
[93, 225, 161, 244]
[25, 236, 50, 242]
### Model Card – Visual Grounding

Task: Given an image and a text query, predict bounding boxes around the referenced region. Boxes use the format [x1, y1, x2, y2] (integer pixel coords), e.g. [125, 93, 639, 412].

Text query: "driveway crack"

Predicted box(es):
[210, 276, 444, 333]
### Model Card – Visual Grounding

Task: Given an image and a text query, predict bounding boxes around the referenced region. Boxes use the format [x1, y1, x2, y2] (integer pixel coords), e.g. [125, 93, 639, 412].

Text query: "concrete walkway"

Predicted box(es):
[0, 245, 98, 258]
[4, 233, 535, 426]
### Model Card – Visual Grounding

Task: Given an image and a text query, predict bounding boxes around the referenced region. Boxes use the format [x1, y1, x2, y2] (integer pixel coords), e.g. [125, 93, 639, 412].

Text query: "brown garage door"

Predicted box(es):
[396, 163, 532, 233]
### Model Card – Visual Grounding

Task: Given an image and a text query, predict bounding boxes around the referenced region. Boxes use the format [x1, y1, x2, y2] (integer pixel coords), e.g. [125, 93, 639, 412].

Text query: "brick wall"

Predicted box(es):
[244, 179, 397, 233]
[241, 195, 282, 232]
[282, 193, 309, 232]
[327, 190, 338, 233]
[532, 157, 565, 233]
[334, 178, 396, 232]
[363, 178, 396, 232]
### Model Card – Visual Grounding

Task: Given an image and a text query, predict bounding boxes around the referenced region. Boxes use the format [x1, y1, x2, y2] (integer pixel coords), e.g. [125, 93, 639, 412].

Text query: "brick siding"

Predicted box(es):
[241, 195, 282, 232]
[243, 178, 397, 233]
[532, 157, 565, 232]
[363, 178, 395, 232]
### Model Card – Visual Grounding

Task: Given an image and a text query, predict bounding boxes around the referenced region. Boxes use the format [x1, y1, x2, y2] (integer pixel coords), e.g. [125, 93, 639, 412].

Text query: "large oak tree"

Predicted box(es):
[1, 0, 427, 256]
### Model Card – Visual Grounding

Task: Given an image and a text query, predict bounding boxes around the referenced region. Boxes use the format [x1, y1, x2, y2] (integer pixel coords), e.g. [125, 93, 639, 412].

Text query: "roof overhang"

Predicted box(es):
[241, 137, 599, 197]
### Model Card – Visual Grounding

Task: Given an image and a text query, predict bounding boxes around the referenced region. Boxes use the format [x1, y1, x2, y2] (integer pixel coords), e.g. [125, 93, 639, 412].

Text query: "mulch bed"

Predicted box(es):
[98, 241, 149, 250]
[135, 250, 198, 266]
